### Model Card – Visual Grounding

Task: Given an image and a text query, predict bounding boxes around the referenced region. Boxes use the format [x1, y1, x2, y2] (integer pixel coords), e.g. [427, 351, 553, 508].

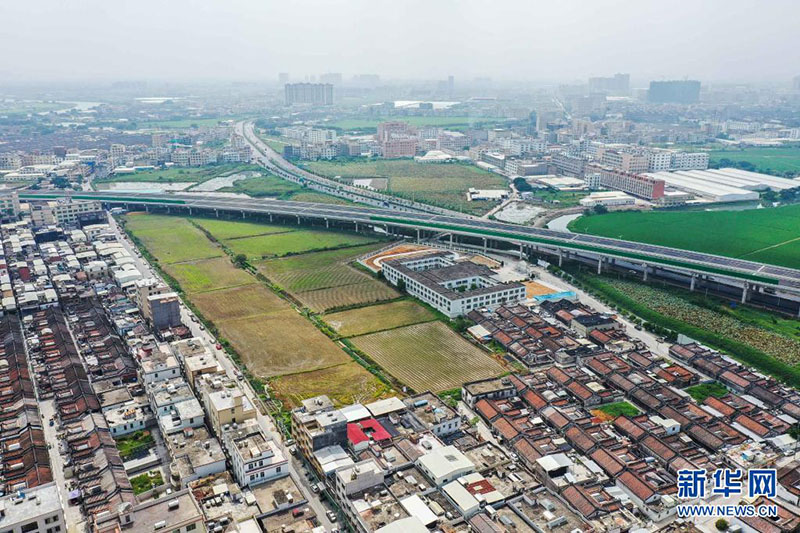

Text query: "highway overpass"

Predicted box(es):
[17, 189, 800, 315]
[238, 121, 467, 216]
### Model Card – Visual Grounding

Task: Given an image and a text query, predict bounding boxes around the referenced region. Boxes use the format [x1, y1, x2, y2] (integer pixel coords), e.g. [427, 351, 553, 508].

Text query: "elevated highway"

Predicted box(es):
[237, 121, 466, 216]
[17, 189, 800, 314]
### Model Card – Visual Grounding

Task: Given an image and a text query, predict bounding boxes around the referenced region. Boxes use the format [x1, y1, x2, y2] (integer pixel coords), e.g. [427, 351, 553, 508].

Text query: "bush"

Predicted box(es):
[715, 519, 729, 531]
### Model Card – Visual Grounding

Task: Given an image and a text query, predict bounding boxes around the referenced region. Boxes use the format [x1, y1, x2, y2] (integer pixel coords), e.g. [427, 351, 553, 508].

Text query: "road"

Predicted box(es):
[107, 215, 337, 530]
[20, 189, 800, 295]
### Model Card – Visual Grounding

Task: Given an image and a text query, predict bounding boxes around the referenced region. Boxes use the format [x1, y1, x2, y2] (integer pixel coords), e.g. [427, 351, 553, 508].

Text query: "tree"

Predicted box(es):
[715, 519, 729, 531]
[397, 279, 406, 293]
[593, 204, 609, 215]
[233, 254, 248, 268]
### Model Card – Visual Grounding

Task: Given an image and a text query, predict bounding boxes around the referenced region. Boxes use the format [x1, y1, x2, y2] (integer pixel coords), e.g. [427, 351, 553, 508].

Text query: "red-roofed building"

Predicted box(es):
[347, 418, 391, 450]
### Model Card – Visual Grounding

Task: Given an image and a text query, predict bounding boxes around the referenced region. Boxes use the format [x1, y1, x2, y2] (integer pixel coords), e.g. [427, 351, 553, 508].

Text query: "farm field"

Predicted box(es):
[304, 159, 508, 214]
[325, 300, 438, 337]
[190, 284, 285, 320]
[257, 243, 385, 292]
[351, 321, 504, 392]
[256, 242, 399, 311]
[568, 204, 800, 270]
[124, 214, 222, 263]
[226, 229, 379, 260]
[710, 146, 800, 175]
[165, 257, 253, 293]
[191, 218, 291, 240]
[270, 361, 391, 408]
[596, 277, 800, 364]
[295, 282, 400, 313]
[98, 164, 259, 184]
[124, 213, 386, 403]
[215, 310, 350, 377]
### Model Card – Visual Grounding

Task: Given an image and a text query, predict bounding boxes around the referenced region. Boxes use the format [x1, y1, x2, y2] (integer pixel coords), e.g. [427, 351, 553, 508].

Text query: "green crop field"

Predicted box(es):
[305, 159, 508, 214]
[165, 257, 254, 293]
[124, 214, 222, 263]
[192, 218, 292, 240]
[599, 278, 800, 363]
[98, 164, 259, 184]
[295, 282, 400, 313]
[569, 204, 800, 269]
[226, 229, 379, 260]
[351, 321, 504, 392]
[257, 243, 384, 291]
[325, 300, 438, 337]
[271, 361, 392, 408]
[710, 146, 800, 175]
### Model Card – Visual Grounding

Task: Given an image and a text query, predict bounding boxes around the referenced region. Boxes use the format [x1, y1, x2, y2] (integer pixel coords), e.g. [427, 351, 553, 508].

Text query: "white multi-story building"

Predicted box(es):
[670, 151, 709, 170]
[646, 150, 673, 172]
[223, 420, 287, 488]
[30, 200, 103, 227]
[382, 251, 526, 318]
[0, 483, 65, 533]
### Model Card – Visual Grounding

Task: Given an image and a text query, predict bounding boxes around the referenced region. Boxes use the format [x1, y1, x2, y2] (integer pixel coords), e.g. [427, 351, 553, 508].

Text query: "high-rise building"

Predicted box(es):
[648, 80, 701, 104]
[278, 72, 289, 84]
[588, 73, 630, 95]
[284, 83, 334, 105]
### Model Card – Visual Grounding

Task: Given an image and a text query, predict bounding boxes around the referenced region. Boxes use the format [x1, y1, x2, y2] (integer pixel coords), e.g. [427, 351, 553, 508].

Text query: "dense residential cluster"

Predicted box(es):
[0, 204, 319, 533]
[280, 292, 800, 533]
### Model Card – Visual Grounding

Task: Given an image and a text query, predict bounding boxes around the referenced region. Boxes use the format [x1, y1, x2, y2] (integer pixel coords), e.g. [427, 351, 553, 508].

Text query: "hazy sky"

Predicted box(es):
[1, 0, 798, 84]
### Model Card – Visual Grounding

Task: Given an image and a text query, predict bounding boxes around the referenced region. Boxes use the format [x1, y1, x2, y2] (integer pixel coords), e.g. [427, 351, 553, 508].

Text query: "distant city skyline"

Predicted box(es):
[1, 0, 799, 84]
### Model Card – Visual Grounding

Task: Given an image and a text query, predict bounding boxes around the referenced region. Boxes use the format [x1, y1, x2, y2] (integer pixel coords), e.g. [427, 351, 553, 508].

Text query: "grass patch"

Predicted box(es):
[351, 321, 504, 392]
[710, 146, 800, 176]
[165, 257, 254, 293]
[226, 230, 379, 260]
[130, 471, 164, 495]
[685, 382, 729, 403]
[569, 204, 800, 270]
[287, 191, 354, 205]
[191, 218, 292, 240]
[304, 159, 508, 215]
[99, 164, 259, 184]
[325, 300, 438, 337]
[115, 430, 154, 461]
[593, 401, 640, 418]
[124, 214, 222, 264]
[219, 174, 302, 198]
